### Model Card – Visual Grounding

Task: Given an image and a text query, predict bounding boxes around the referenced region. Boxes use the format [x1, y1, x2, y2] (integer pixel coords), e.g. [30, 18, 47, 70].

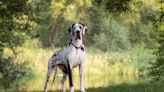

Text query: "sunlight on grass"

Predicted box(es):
[12, 39, 156, 91]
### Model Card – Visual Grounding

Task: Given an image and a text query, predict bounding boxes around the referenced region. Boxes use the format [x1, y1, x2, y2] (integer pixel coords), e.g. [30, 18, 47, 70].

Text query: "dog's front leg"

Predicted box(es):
[68, 61, 74, 92]
[79, 63, 86, 92]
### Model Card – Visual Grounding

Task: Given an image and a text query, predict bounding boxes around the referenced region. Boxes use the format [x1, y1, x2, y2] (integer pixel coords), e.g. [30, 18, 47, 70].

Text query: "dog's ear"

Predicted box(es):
[68, 24, 75, 34]
[68, 26, 72, 34]
[82, 24, 87, 35]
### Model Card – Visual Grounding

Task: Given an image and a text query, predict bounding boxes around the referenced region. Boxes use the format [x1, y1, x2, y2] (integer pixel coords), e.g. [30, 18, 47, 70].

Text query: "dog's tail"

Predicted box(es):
[52, 67, 57, 85]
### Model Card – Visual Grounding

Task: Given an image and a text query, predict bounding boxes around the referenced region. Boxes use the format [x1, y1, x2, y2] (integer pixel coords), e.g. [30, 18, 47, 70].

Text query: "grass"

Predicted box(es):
[1, 39, 158, 92]
[86, 82, 164, 92]
[1, 82, 164, 92]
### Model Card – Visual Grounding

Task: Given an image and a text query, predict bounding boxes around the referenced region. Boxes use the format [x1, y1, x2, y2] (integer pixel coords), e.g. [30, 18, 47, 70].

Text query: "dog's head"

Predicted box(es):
[68, 23, 87, 40]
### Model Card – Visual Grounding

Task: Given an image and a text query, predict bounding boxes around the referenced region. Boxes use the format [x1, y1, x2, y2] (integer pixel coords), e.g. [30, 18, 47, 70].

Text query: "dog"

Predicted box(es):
[44, 23, 87, 92]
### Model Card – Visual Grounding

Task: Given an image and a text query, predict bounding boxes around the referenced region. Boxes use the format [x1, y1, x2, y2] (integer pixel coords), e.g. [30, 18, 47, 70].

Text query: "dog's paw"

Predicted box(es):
[80, 90, 86, 92]
[70, 87, 74, 92]
[80, 89, 86, 92]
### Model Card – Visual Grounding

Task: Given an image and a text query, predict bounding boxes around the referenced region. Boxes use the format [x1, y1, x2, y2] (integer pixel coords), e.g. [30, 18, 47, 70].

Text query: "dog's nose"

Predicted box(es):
[76, 31, 80, 34]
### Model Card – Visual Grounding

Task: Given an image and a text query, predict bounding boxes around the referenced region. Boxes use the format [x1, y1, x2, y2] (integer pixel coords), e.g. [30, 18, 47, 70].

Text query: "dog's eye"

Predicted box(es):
[79, 26, 82, 29]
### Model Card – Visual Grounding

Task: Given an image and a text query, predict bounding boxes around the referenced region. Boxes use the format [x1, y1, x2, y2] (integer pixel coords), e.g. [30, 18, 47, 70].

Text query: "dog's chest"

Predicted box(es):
[67, 47, 85, 68]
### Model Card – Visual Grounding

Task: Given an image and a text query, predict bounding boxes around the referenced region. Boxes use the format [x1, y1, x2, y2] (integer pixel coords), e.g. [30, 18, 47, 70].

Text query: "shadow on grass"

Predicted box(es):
[10, 82, 164, 92]
[86, 82, 164, 92]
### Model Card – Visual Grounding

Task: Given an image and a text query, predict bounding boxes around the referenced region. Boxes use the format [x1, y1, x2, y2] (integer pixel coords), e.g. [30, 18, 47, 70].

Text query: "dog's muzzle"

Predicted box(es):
[76, 31, 81, 40]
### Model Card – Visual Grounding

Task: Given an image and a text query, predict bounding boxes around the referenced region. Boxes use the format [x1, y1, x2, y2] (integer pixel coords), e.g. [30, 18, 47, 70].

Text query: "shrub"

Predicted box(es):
[0, 55, 33, 89]
[94, 16, 131, 52]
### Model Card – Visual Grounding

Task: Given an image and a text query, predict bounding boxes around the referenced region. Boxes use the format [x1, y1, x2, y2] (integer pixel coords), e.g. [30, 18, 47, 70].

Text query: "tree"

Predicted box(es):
[94, 0, 132, 13]
[0, 0, 35, 51]
[149, 0, 164, 81]
[0, 0, 34, 89]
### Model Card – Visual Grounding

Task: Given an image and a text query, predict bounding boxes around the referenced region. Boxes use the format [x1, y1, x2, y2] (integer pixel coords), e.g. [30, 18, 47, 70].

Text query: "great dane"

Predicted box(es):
[44, 23, 87, 92]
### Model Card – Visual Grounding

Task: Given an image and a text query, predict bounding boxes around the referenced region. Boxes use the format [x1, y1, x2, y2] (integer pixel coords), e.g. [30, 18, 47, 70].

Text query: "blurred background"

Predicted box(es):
[0, 0, 163, 92]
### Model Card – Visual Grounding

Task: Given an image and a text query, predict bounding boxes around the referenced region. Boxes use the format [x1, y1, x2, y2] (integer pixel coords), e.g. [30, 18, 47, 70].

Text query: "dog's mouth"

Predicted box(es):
[76, 34, 81, 40]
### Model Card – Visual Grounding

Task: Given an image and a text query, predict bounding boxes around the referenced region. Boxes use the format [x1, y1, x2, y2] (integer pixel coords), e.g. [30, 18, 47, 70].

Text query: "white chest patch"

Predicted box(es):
[66, 45, 85, 68]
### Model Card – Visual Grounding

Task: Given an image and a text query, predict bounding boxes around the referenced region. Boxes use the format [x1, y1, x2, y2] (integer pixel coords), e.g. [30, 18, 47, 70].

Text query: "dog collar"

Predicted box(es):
[70, 42, 84, 51]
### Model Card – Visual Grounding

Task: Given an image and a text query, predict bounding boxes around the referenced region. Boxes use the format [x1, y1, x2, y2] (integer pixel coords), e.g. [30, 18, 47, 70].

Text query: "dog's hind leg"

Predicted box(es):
[58, 64, 68, 92]
[44, 66, 55, 92]
[52, 67, 58, 85]
[61, 73, 67, 92]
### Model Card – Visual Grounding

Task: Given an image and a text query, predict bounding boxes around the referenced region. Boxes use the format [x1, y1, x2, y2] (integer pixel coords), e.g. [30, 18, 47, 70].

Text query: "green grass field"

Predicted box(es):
[1, 40, 160, 92]
[50, 82, 164, 92]
[86, 82, 164, 92]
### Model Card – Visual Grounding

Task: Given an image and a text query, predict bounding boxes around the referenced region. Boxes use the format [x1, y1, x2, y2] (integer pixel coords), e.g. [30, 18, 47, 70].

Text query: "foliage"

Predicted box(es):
[0, 0, 163, 91]
[0, 0, 35, 50]
[33, 0, 157, 52]
[94, 0, 132, 13]
[94, 16, 131, 51]
[0, 56, 32, 89]
[0, 0, 35, 89]
[149, 0, 164, 81]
